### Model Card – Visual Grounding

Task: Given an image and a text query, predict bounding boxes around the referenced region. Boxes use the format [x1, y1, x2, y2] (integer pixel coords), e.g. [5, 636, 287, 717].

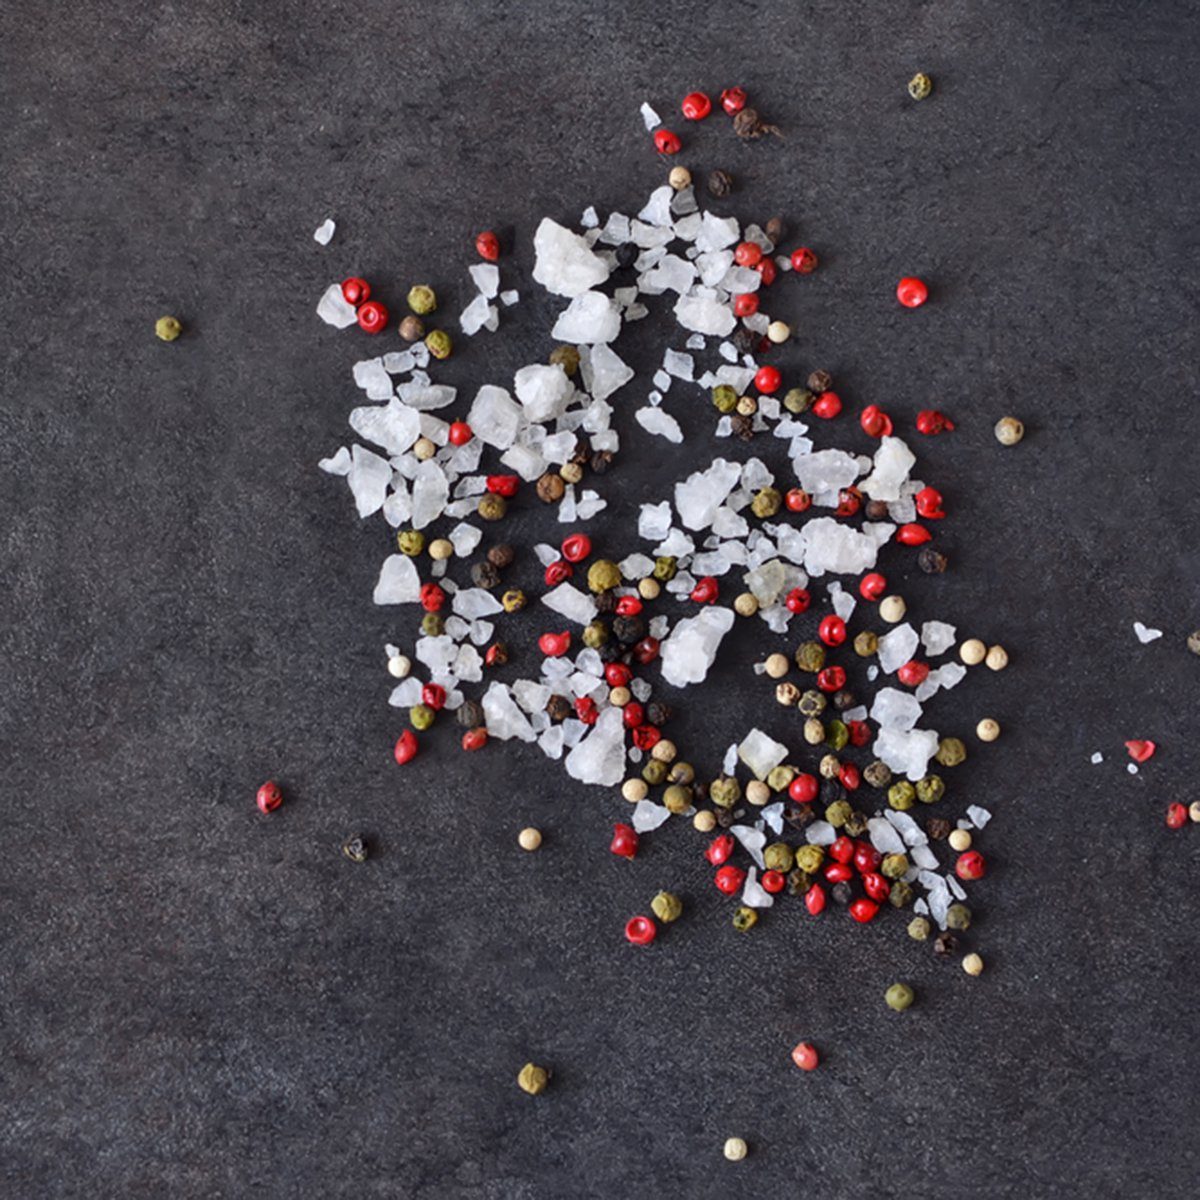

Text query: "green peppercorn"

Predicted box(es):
[843, 811, 868, 836]
[795, 642, 826, 673]
[586, 559, 622, 593]
[549, 344, 580, 375]
[653, 556, 678, 583]
[710, 777, 741, 809]
[853, 631, 878, 657]
[732, 906, 758, 932]
[885, 982, 915, 1012]
[863, 760, 892, 789]
[581, 620, 608, 649]
[825, 719, 849, 751]
[946, 903, 972, 931]
[795, 845, 824, 874]
[668, 761, 695, 785]
[651, 891, 684, 923]
[425, 329, 452, 360]
[478, 493, 507, 521]
[750, 487, 782, 518]
[663, 784, 691, 814]
[783, 387, 813, 413]
[935, 737, 967, 767]
[420, 613, 444, 636]
[825, 799, 852, 828]
[803, 717, 825, 745]
[396, 529, 425, 556]
[407, 284, 437, 315]
[888, 781, 916, 811]
[881, 853, 910, 880]
[155, 315, 183, 342]
[712, 384, 738, 413]
[517, 1062, 549, 1095]
[763, 843, 794, 873]
[767, 764, 795, 792]
[501, 588, 526, 613]
[907, 916, 932, 941]
[410, 703, 435, 731]
[642, 759, 669, 785]
[916, 775, 945, 804]
[908, 72, 933, 101]
[888, 879, 914, 908]
[798, 689, 826, 717]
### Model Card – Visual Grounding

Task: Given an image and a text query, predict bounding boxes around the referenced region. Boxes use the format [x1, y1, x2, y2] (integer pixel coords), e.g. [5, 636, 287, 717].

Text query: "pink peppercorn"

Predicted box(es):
[256, 780, 282, 814]
[625, 915, 657, 945]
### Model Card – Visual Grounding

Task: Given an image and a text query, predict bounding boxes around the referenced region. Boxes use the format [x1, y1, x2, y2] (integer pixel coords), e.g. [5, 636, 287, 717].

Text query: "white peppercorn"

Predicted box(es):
[976, 717, 1001, 742]
[985, 644, 1009, 671]
[962, 953, 984, 976]
[879, 595, 907, 623]
[994, 416, 1024, 445]
[764, 653, 789, 679]
[766, 320, 791, 344]
[948, 829, 973, 852]
[387, 653, 412, 679]
[723, 1137, 748, 1162]
[668, 165, 692, 191]
[621, 778, 648, 803]
[518, 827, 543, 851]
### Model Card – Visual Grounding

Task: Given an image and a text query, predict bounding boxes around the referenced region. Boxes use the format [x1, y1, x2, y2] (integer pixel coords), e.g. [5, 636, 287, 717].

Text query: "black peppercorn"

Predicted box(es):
[597, 640, 623, 664]
[615, 241, 638, 268]
[732, 107, 781, 140]
[819, 779, 846, 806]
[784, 805, 815, 829]
[487, 544, 515, 569]
[708, 169, 734, 197]
[926, 817, 952, 840]
[691, 780, 710, 805]
[457, 699, 484, 728]
[732, 326, 758, 355]
[471, 561, 501, 589]
[918, 547, 949, 574]
[716, 806, 736, 828]
[730, 413, 755, 440]
[933, 931, 959, 959]
[545, 694, 571, 722]
[831, 881, 853, 906]
[865, 499, 890, 521]
[594, 591, 617, 615]
[807, 369, 833, 393]
[843, 810, 868, 837]
[612, 615, 645, 645]
[646, 701, 672, 726]
[590, 450, 614, 474]
[832, 689, 855, 711]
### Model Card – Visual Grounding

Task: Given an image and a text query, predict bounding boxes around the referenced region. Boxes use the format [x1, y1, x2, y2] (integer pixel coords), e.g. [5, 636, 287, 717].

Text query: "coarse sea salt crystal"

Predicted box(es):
[966, 805, 992, 829]
[878, 623, 920, 674]
[731, 826, 767, 870]
[638, 501, 673, 542]
[552, 290, 622, 344]
[805, 821, 836, 846]
[640, 101, 661, 130]
[317, 283, 359, 328]
[1090, 751, 1104, 764]
[482, 682, 536, 743]
[631, 799, 671, 833]
[874, 727, 940, 781]
[636, 407, 683, 443]
[721, 742, 739, 775]
[659, 606, 735, 687]
[860, 437, 916, 502]
[564, 706, 626, 785]
[541, 582, 598, 625]
[1134, 621, 1163, 643]
[675, 458, 742, 530]
[313, 218, 335, 245]
[346, 445, 392, 517]
[920, 620, 957, 657]
[868, 818, 907, 856]
[460, 293, 493, 335]
[1127, 763, 1139, 775]
[674, 289, 737, 337]
[452, 587, 503, 619]
[532, 217, 612, 297]
[740, 866, 774, 908]
[870, 687, 922, 732]
[800, 518, 892, 577]
[513, 364, 572, 422]
[737, 729, 788, 779]
[352, 359, 393, 401]
[319, 447, 351, 475]
[619, 552, 655, 579]
[467, 385, 522, 449]
[372, 554, 420, 604]
[582, 344, 635, 402]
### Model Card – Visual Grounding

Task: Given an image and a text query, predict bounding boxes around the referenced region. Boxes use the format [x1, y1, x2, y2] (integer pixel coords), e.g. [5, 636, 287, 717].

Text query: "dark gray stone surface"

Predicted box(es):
[3, 2, 1199, 1196]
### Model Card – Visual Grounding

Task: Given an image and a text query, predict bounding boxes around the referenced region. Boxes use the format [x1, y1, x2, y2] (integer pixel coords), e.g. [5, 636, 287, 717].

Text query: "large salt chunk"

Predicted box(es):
[581, 344, 634, 402]
[482, 682, 536, 743]
[349, 399, 421, 454]
[635, 407, 683, 443]
[870, 687, 922, 732]
[878, 623, 920, 674]
[874, 727, 940, 781]
[551, 291, 622, 344]
[675, 458, 742, 530]
[564, 706, 626, 785]
[352, 358, 394, 401]
[731, 826, 767, 870]
[801, 517, 892, 577]
[920, 620, 958, 657]
[738, 729, 788, 779]
[346, 445, 392, 517]
[743, 559, 787, 606]
[640, 255, 697, 294]
[372, 554, 420, 604]
[396, 381, 457, 411]
[674, 288, 736, 337]
[740, 867, 774, 909]
[316, 283, 358, 328]
[868, 817, 907, 855]
[659, 607, 734, 687]
[794, 449, 861, 498]
[861, 436, 917, 502]
[468, 263, 500, 298]
[467, 385, 523, 449]
[410, 459, 449, 530]
[542, 582, 598, 625]
[695, 212, 740, 251]
[532, 217, 612, 297]
[460, 293, 494, 336]
[451, 588, 503, 619]
[513, 364, 572, 422]
[637, 185, 675, 227]
[638, 501, 673, 542]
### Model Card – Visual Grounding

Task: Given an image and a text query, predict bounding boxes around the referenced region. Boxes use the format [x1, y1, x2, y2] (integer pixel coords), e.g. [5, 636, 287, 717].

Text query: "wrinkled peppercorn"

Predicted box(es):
[889, 781, 917, 811]
[863, 760, 892, 789]
[342, 834, 369, 864]
[854, 631, 879, 657]
[936, 737, 967, 767]
[844, 810, 868, 837]
[729, 413, 755, 440]
[646, 701, 672, 726]
[471, 561, 501, 589]
[549, 344, 580, 375]
[485, 641, 508, 666]
[581, 620, 608, 649]
[732, 107, 781, 139]
[946, 903, 972, 931]
[536, 473, 565, 503]
[832, 690, 855, 711]
[819, 778, 845, 805]
[751, 487, 782, 518]
[785, 805, 816, 830]
[420, 613, 444, 636]
[487, 543, 515, 569]
[783, 388, 813, 414]
[916, 775, 945, 804]
[798, 689, 826, 716]
[710, 776, 741, 808]
[545, 694, 571, 722]
[708, 168, 734, 197]
[808, 369, 833, 394]
[831, 881, 853, 906]
[653, 556, 677, 582]
[612, 615, 645, 644]
[715, 805, 735, 828]
[888, 879, 913, 907]
[615, 241, 638, 268]
[926, 817, 952, 840]
[501, 588, 527, 613]
[732, 326, 758, 355]
[795, 642, 826, 673]
[642, 759, 668, 785]
[590, 450, 615, 474]
[594, 590, 617, 614]
[457, 699, 484, 728]
[712, 384, 738, 414]
[478, 494, 507, 521]
[918, 547, 948, 574]
[787, 868, 812, 894]
[933, 931, 959, 959]
[825, 719, 849, 751]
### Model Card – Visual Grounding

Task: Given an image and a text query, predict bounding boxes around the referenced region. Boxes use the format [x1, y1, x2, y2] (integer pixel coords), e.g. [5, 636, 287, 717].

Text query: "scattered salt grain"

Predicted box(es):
[1133, 621, 1163, 643]
[313, 218, 336, 245]
[631, 799, 671, 833]
[1090, 751, 1104, 765]
[639, 102, 661, 130]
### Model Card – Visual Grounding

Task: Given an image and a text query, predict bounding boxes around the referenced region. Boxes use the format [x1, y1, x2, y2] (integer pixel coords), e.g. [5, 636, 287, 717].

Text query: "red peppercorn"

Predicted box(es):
[853, 842, 881, 874]
[835, 487, 862, 518]
[818, 615, 847, 647]
[733, 293, 759, 317]
[830, 836, 855, 864]
[734, 241, 763, 267]
[824, 861, 853, 884]
[486, 474, 520, 497]
[475, 230, 500, 261]
[544, 560, 573, 587]
[574, 696, 598, 725]
[790, 246, 818, 274]
[256, 780, 282, 814]
[817, 665, 846, 692]
[720, 86, 748, 114]
[859, 572, 887, 601]
[356, 300, 389, 334]
[848, 719, 871, 747]
[653, 129, 682, 154]
[561, 533, 592, 562]
[624, 915, 657, 946]
[897, 660, 930, 687]
[393, 730, 418, 765]
[839, 762, 861, 791]
[1166, 803, 1188, 830]
[461, 727, 488, 752]
[862, 872, 891, 902]
[915, 486, 946, 519]
[610, 823, 639, 859]
[916, 409, 955, 435]
[859, 405, 894, 438]
[754, 365, 781, 394]
[632, 724, 661, 751]
[896, 522, 932, 546]
[786, 488, 812, 513]
[340, 277, 371, 306]
[955, 850, 987, 881]
[789, 773, 818, 804]
[419, 582, 445, 612]
[812, 391, 842, 420]
[762, 869, 786, 894]
[448, 420, 473, 446]
[421, 682, 446, 711]
[621, 702, 644, 728]
[755, 257, 777, 286]
[804, 883, 826, 915]
[484, 643, 506, 669]
[714, 865, 746, 895]
[785, 587, 811, 614]
[791, 1041, 820, 1071]
[690, 576, 719, 604]
[1125, 739, 1156, 763]
[896, 276, 929, 308]
[632, 636, 660, 665]
[538, 631, 571, 657]
[849, 898, 880, 923]
[605, 663, 632, 687]
[615, 595, 643, 616]
[681, 90, 712, 120]
[706, 833, 735, 866]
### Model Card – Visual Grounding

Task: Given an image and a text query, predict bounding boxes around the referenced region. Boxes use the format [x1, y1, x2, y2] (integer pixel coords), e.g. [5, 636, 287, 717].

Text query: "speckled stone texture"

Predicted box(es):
[2, 2, 1199, 1197]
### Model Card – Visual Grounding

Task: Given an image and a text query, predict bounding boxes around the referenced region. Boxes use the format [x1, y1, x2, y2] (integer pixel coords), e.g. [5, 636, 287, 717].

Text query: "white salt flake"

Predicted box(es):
[541, 582, 598, 625]
[316, 284, 359, 328]
[737, 729, 788, 779]
[920, 620, 958, 657]
[532, 217, 612, 297]
[564, 707, 626, 785]
[372, 555, 420, 605]
[552, 290, 622, 344]
[731, 826, 767, 870]
[1134, 621, 1163, 643]
[966, 805, 992, 829]
[740, 866, 774, 909]
[635, 407, 684, 443]
[639, 102, 661, 130]
[660, 607, 734, 687]
[1090, 751, 1104, 764]
[313, 218, 335, 245]
[631, 799, 672, 833]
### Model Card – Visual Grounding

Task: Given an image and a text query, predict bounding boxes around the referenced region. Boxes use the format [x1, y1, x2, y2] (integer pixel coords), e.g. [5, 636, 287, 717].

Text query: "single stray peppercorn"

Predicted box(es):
[908, 72, 933, 100]
[155, 315, 183, 342]
[791, 1042, 819, 1071]
[896, 277, 929, 308]
[624, 915, 657, 945]
[885, 982, 915, 1011]
[256, 780, 282, 814]
[342, 833, 368, 863]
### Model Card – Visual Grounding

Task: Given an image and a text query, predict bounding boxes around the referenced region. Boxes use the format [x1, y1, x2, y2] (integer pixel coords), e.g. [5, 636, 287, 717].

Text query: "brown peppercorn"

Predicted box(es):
[918, 547, 948, 574]
[785, 805, 815, 829]
[590, 450, 615, 474]
[536, 473, 565, 503]
[456, 699, 484, 728]
[1188, 630, 1200, 656]
[398, 315, 425, 342]
[764, 216, 785, 245]
[807, 369, 833, 394]
[708, 168, 734, 197]
[478, 493, 507, 521]
[545, 694, 571, 722]
[549, 344, 580, 375]
[471, 561, 501, 589]
[646, 701, 672, 726]
[732, 326, 758, 355]
[832, 689, 855, 711]
[865, 499, 890, 521]
[732, 107, 781, 140]
[612, 615, 645, 645]
[831, 881, 853, 906]
[487, 543, 515, 569]
[775, 681, 800, 707]
[593, 589, 617, 614]
[730, 413, 755, 440]
[926, 817, 952, 841]
[933, 931, 959, 959]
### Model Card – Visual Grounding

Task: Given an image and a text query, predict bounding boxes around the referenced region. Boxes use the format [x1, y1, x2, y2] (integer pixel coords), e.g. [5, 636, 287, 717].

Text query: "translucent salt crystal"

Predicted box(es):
[410, 459, 449, 530]
[794, 448, 860, 498]
[1134, 621, 1163, 643]
[830, 583, 857, 621]
[630, 677, 652, 702]
[397, 381, 456, 411]
[451, 588, 503, 619]
[513, 365, 571, 421]
[740, 867, 774, 908]
[319, 447, 351, 475]
[675, 458, 742, 530]
[557, 486, 577, 523]
[513, 679, 552, 714]
[874, 727, 940, 781]
[1090, 751, 1104, 764]
[381, 487, 413, 527]
[619, 552, 655, 578]
[352, 358, 394, 401]
[743, 559, 787, 606]
[712, 508, 749, 539]
[346, 445, 392, 517]
[538, 725, 565, 759]
[967, 805, 992, 829]
[674, 288, 736, 337]
[722, 743, 739, 775]
[446, 523, 482, 558]
[920, 620, 958, 657]
[388, 677, 423, 707]
[718, 265, 762, 293]
[885, 810, 927, 847]
[460, 293, 493, 335]
[660, 607, 735, 687]
[541, 431, 578, 464]
[635, 407, 683, 443]
[638, 185, 675, 227]
[715, 364, 756, 392]
[316, 283, 358, 328]
[467, 385, 522, 449]
[762, 803, 785, 835]
[482, 682, 536, 743]
[1128, 763, 1139, 775]
[870, 687, 922, 732]
[631, 799, 671, 833]
[878, 623, 920, 674]
[500, 289, 519, 306]
[911, 844, 939, 870]
[313, 218, 335, 245]
[652, 371, 672, 392]
[532, 217, 612, 297]
[639, 101, 661, 129]
[581, 344, 634, 402]
[638, 501, 673, 542]
[868, 818, 907, 856]
[800, 518, 892, 577]
[542, 582, 598, 625]
[731, 827, 767, 871]
[534, 543, 559, 566]
[946, 875, 966, 902]
[738, 728, 788, 779]
[576, 490, 607, 520]
[641, 254, 696, 294]
[629, 219, 674, 249]
[469, 619, 493, 646]
[685, 333, 706, 350]
[372, 555, 420, 604]
[655, 528, 695, 558]
[805, 821, 836, 846]
[580, 205, 599, 228]
[589, 430, 619, 453]
[648, 615, 669, 640]
[691, 549, 732, 575]
[415, 635, 456, 676]
[382, 349, 416, 375]
[695, 211, 740, 251]
[551, 290, 622, 344]
[500, 442, 547, 482]
[759, 604, 790, 633]
[564, 706, 626, 785]
[860, 437, 916, 502]
[467, 262, 500, 298]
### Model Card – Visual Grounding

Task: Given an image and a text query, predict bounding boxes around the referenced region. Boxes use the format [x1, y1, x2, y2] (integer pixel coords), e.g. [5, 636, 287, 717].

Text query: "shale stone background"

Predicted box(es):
[2, 2, 1199, 1197]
